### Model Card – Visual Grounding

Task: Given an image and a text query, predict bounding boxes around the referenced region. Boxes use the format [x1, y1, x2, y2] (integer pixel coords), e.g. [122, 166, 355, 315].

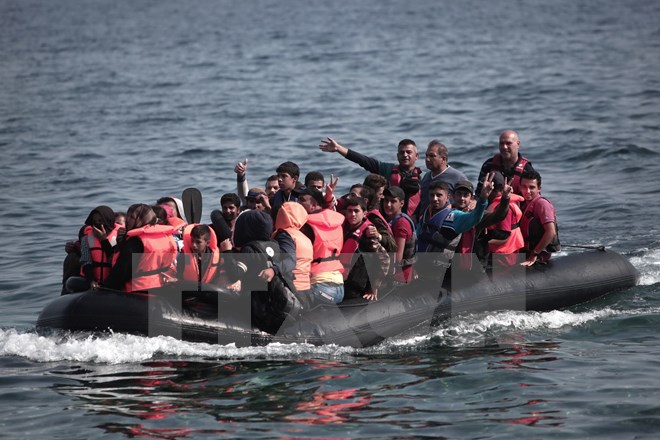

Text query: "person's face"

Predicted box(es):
[429, 188, 449, 211]
[191, 236, 209, 255]
[91, 212, 104, 229]
[345, 205, 365, 228]
[115, 215, 126, 227]
[221, 203, 239, 221]
[383, 196, 403, 218]
[425, 146, 446, 173]
[306, 179, 324, 191]
[265, 179, 280, 197]
[498, 132, 520, 163]
[452, 189, 472, 211]
[520, 178, 541, 202]
[163, 200, 179, 218]
[278, 172, 297, 192]
[374, 186, 385, 203]
[397, 143, 419, 169]
[246, 197, 265, 211]
[297, 194, 318, 214]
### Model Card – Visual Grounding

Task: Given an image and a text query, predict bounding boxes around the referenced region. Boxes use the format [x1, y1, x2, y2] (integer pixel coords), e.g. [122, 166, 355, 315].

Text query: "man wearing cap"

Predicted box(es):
[319, 137, 423, 217]
[416, 140, 468, 217]
[415, 175, 496, 284]
[382, 186, 417, 284]
[295, 186, 346, 305]
[245, 187, 269, 212]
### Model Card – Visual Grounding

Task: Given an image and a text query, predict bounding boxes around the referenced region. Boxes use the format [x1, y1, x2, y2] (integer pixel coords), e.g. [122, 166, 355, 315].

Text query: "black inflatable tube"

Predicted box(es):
[36, 250, 639, 348]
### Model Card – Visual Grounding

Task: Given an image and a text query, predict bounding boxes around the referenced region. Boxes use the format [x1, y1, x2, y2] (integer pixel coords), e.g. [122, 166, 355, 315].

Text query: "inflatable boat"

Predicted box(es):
[36, 250, 639, 348]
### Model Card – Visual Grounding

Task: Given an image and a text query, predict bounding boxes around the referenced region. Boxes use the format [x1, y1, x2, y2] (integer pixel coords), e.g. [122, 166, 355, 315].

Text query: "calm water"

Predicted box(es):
[2, 0, 660, 438]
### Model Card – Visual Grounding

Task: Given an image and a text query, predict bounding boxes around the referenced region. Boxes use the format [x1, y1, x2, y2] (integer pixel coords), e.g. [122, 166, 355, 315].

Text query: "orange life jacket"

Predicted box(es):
[307, 209, 345, 275]
[124, 224, 177, 292]
[486, 194, 525, 254]
[274, 202, 313, 291]
[180, 224, 221, 284]
[80, 223, 122, 283]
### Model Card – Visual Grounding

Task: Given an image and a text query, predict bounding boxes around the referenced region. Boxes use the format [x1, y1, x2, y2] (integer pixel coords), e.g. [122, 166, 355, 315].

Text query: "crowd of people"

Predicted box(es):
[61, 130, 560, 332]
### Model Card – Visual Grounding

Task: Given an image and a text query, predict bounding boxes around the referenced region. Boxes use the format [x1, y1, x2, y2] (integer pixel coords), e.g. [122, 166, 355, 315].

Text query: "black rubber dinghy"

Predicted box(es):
[37, 250, 638, 348]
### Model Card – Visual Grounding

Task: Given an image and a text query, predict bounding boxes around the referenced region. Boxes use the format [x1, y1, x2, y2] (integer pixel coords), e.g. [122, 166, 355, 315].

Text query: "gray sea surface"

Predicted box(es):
[2, 0, 660, 438]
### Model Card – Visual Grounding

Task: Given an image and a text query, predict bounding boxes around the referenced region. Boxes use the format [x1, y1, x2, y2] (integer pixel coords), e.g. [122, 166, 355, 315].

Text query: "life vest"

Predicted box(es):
[124, 224, 177, 292]
[389, 165, 423, 217]
[307, 209, 345, 275]
[80, 223, 123, 283]
[417, 204, 452, 253]
[389, 212, 417, 267]
[340, 219, 373, 276]
[274, 202, 313, 291]
[486, 194, 525, 254]
[521, 196, 561, 253]
[490, 153, 529, 194]
[180, 224, 221, 285]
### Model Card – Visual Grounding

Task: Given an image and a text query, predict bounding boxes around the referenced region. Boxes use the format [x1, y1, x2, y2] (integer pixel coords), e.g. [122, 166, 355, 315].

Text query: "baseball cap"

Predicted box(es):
[292, 186, 324, 206]
[383, 186, 406, 201]
[454, 180, 474, 194]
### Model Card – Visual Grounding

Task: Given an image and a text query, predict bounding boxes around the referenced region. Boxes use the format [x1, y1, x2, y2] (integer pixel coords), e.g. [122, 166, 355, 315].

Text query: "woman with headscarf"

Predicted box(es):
[102, 203, 178, 292]
[78, 205, 123, 288]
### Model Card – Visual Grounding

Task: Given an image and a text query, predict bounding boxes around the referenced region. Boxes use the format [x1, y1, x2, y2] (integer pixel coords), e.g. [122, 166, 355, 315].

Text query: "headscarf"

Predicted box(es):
[232, 209, 273, 248]
[84, 205, 115, 232]
[125, 203, 157, 231]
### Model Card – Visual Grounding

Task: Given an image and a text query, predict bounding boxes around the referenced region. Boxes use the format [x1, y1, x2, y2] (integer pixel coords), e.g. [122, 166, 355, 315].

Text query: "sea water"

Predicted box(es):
[2, 0, 660, 438]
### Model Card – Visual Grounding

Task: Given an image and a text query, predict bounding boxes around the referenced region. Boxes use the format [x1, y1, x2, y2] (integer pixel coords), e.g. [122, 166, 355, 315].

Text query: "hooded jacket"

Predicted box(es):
[274, 202, 313, 291]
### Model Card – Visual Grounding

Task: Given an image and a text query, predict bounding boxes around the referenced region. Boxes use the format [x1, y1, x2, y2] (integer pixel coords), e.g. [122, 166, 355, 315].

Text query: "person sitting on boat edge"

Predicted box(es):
[475, 130, 536, 196]
[177, 224, 222, 288]
[295, 186, 346, 305]
[519, 170, 560, 266]
[341, 196, 391, 301]
[319, 137, 423, 218]
[223, 209, 301, 334]
[382, 186, 417, 284]
[102, 204, 178, 292]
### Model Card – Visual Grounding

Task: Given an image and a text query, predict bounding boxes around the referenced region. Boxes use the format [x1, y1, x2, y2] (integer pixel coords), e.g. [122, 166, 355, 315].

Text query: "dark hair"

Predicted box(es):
[360, 186, 377, 210]
[151, 205, 168, 225]
[349, 183, 364, 193]
[156, 196, 175, 205]
[344, 195, 367, 212]
[397, 139, 416, 148]
[304, 171, 325, 187]
[114, 211, 126, 221]
[191, 224, 212, 241]
[266, 174, 279, 182]
[427, 139, 448, 159]
[521, 170, 542, 187]
[221, 193, 241, 207]
[429, 180, 450, 192]
[363, 173, 387, 190]
[276, 161, 300, 178]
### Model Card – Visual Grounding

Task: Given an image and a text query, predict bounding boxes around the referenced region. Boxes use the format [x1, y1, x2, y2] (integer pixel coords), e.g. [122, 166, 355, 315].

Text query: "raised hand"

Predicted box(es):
[479, 172, 495, 199]
[502, 176, 513, 197]
[234, 158, 248, 176]
[319, 137, 348, 156]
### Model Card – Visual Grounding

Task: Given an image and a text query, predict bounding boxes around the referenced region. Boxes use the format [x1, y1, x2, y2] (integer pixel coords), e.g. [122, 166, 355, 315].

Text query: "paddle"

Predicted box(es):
[182, 187, 203, 224]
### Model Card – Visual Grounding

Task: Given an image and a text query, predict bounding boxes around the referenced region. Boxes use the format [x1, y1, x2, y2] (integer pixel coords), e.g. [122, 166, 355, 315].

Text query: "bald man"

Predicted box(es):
[475, 130, 536, 195]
